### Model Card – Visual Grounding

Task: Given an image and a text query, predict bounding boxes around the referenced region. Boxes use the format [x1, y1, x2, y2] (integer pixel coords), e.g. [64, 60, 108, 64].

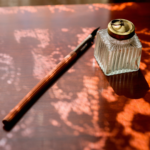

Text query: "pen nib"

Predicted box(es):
[91, 27, 100, 37]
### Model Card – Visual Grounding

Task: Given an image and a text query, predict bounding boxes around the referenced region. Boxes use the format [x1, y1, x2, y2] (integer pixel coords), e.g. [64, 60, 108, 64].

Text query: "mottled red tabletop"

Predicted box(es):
[0, 2, 150, 150]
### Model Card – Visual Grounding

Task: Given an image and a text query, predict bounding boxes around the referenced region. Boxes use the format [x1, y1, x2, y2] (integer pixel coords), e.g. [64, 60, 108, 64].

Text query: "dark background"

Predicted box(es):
[0, 0, 149, 7]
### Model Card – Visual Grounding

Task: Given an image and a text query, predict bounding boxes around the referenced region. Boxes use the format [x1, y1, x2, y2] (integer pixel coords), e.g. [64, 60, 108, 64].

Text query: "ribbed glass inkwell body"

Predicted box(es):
[94, 19, 142, 76]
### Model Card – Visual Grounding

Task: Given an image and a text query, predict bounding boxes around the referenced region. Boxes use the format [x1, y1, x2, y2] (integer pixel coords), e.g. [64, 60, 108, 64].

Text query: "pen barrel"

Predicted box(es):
[2, 51, 77, 125]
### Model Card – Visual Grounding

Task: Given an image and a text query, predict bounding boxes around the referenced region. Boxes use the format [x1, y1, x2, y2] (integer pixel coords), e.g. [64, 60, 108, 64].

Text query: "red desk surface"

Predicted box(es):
[0, 2, 150, 150]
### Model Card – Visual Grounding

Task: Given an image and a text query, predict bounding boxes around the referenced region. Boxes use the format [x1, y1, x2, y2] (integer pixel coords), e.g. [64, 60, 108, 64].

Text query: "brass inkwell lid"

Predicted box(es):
[107, 19, 135, 40]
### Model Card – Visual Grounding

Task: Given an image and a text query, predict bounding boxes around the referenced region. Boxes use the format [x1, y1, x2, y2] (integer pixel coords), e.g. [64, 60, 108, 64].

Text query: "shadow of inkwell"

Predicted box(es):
[106, 69, 149, 99]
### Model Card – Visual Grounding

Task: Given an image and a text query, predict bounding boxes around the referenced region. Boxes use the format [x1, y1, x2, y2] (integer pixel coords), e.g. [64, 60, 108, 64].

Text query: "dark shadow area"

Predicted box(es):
[106, 69, 149, 99]
[3, 37, 94, 131]
[132, 114, 150, 133]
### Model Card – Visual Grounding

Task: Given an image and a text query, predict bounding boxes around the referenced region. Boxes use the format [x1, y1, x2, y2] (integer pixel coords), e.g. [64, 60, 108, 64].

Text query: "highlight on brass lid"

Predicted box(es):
[107, 19, 135, 40]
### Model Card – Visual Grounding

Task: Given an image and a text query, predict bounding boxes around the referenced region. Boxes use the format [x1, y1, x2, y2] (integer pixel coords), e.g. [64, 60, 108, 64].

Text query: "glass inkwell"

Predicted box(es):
[94, 19, 142, 76]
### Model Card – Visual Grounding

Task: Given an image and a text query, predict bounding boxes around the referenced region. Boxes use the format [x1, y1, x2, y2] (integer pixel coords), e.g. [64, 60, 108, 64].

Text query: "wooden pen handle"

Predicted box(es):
[2, 51, 77, 124]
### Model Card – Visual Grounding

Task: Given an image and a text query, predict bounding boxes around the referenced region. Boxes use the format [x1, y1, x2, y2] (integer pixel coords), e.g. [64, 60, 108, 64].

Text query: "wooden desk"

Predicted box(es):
[0, 2, 150, 150]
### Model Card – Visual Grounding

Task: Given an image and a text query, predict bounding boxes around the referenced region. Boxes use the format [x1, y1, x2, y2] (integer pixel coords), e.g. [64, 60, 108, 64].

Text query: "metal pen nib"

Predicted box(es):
[91, 27, 100, 38]
[74, 27, 100, 54]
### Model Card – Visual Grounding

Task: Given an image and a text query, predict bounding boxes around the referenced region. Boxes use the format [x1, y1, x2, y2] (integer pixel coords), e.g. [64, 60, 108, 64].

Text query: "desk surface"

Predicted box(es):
[0, 2, 150, 150]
